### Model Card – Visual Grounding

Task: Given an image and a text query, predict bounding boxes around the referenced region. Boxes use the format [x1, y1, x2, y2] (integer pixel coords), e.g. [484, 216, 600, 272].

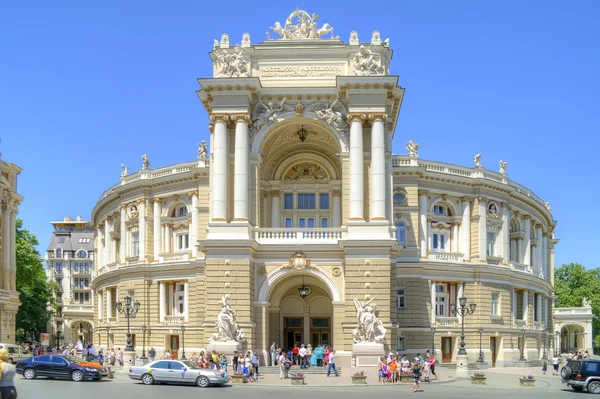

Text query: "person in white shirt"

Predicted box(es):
[278, 351, 287, 379]
[552, 355, 560, 375]
[326, 349, 339, 377]
[299, 344, 308, 369]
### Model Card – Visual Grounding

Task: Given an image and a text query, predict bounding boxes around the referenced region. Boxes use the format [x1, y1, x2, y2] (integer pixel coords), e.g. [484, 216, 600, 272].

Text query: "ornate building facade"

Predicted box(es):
[91, 10, 557, 367]
[45, 216, 95, 345]
[0, 157, 23, 344]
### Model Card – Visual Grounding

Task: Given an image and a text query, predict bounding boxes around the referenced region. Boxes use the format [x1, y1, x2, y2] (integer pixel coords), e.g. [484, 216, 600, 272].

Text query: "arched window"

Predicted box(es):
[56, 247, 62, 258]
[171, 204, 188, 217]
[433, 204, 452, 216]
[77, 250, 87, 258]
[395, 222, 406, 245]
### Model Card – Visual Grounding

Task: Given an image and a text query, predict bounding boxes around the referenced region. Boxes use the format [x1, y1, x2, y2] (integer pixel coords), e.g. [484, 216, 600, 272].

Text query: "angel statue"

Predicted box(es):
[406, 140, 419, 157]
[499, 160, 508, 176]
[352, 297, 386, 344]
[120, 164, 128, 179]
[141, 154, 150, 170]
[209, 295, 246, 343]
[198, 140, 208, 159]
[474, 153, 482, 168]
[583, 297, 592, 308]
[251, 95, 293, 135]
[307, 93, 349, 137]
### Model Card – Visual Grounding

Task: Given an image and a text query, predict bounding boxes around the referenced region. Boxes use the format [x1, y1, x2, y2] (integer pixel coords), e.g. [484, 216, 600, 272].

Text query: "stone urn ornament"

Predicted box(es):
[471, 371, 486, 385]
[519, 375, 535, 387]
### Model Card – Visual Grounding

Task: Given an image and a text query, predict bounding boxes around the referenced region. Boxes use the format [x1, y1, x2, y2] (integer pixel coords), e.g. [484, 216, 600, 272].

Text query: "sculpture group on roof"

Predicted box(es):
[269, 9, 337, 40]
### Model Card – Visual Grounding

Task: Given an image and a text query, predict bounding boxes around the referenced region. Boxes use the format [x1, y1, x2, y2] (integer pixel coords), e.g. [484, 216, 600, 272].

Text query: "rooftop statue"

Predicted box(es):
[120, 164, 128, 179]
[198, 140, 208, 159]
[215, 46, 248, 78]
[406, 140, 419, 157]
[499, 160, 508, 176]
[141, 154, 150, 170]
[353, 45, 385, 76]
[474, 153, 482, 168]
[270, 9, 337, 40]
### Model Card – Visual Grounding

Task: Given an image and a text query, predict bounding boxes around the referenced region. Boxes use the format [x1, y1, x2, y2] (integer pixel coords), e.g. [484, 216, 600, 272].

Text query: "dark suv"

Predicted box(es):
[562, 360, 600, 393]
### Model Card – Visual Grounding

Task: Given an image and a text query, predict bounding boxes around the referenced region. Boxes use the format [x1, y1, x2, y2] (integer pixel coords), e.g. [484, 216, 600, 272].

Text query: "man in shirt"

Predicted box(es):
[552, 354, 560, 375]
[278, 351, 287, 379]
[149, 347, 156, 362]
[326, 349, 339, 377]
[232, 351, 239, 373]
[299, 344, 307, 369]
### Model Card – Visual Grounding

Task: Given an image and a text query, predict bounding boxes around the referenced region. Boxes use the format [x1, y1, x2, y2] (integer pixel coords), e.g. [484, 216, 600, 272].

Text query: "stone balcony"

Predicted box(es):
[436, 316, 458, 327]
[255, 227, 346, 244]
[509, 261, 531, 273]
[515, 319, 525, 329]
[164, 315, 184, 326]
[428, 252, 464, 263]
[158, 252, 191, 264]
[486, 256, 503, 265]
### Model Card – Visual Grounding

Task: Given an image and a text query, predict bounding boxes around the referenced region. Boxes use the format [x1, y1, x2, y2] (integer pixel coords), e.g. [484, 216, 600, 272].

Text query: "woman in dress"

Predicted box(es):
[116, 348, 123, 366]
[323, 346, 330, 366]
[411, 359, 422, 392]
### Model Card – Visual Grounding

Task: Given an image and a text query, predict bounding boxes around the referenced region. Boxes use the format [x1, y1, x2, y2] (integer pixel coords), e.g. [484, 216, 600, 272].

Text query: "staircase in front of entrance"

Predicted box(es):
[259, 366, 343, 375]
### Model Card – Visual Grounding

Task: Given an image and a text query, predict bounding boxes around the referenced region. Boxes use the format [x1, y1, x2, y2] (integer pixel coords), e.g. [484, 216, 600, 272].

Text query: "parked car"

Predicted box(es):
[0, 343, 30, 364]
[16, 354, 108, 382]
[129, 360, 228, 387]
[561, 359, 600, 393]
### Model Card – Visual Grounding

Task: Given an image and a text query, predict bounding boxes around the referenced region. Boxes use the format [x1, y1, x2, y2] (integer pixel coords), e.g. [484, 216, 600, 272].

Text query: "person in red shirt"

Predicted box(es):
[293, 344, 300, 365]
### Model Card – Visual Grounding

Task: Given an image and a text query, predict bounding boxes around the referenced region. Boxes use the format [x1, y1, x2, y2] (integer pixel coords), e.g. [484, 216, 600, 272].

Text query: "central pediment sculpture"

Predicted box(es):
[268, 9, 338, 40]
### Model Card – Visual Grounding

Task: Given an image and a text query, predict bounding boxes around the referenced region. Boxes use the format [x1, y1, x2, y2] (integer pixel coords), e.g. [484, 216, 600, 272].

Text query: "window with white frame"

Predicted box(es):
[56, 248, 62, 258]
[176, 233, 189, 251]
[486, 232, 496, 256]
[432, 233, 447, 251]
[396, 289, 405, 309]
[435, 284, 448, 317]
[176, 283, 185, 315]
[396, 336, 406, 351]
[172, 204, 188, 217]
[321, 218, 328, 228]
[395, 222, 406, 245]
[491, 292, 500, 316]
[433, 205, 446, 215]
[131, 232, 140, 257]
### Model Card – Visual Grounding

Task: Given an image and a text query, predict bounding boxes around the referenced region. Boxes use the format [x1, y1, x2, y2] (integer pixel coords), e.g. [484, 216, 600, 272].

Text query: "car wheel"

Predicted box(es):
[23, 368, 36, 380]
[141, 373, 155, 385]
[588, 381, 600, 394]
[572, 386, 584, 392]
[196, 376, 210, 388]
[561, 366, 572, 379]
[71, 370, 84, 382]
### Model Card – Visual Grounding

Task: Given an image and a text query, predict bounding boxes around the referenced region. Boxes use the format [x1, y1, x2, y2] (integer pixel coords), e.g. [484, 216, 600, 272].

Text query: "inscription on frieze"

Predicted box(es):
[259, 65, 342, 78]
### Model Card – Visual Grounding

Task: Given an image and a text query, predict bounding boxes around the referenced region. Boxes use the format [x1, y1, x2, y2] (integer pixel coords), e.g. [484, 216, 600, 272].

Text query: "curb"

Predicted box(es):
[227, 377, 457, 388]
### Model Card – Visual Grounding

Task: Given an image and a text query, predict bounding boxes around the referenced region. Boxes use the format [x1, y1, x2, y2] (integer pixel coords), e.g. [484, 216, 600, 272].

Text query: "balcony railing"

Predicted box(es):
[509, 261, 530, 273]
[255, 228, 346, 244]
[159, 252, 190, 264]
[436, 317, 458, 327]
[515, 319, 525, 328]
[164, 315, 184, 326]
[428, 252, 464, 263]
[486, 256, 503, 265]
[534, 321, 544, 330]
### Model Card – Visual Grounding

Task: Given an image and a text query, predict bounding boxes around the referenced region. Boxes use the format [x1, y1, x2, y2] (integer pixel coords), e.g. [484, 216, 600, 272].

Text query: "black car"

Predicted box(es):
[16, 354, 107, 382]
[561, 359, 600, 393]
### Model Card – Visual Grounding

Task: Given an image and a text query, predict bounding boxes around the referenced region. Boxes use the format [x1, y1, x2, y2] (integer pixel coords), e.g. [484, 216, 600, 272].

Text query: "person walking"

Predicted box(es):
[232, 351, 239, 373]
[326, 349, 339, 377]
[252, 351, 260, 380]
[552, 354, 560, 375]
[0, 349, 17, 399]
[542, 359, 548, 375]
[428, 354, 437, 380]
[149, 347, 156, 361]
[116, 348, 123, 366]
[411, 359, 422, 392]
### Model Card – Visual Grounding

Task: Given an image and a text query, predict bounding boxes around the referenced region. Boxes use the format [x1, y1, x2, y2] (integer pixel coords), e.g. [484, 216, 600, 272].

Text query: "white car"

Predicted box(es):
[0, 344, 31, 364]
[129, 360, 228, 387]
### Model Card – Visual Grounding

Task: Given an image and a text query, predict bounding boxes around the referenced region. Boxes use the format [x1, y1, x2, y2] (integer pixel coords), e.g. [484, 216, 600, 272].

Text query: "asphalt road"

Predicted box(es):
[13, 375, 578, 399]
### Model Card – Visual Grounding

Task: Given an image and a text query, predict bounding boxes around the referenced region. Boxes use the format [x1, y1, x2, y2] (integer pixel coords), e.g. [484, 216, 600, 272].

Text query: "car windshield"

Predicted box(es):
[181, 361, 202, 369]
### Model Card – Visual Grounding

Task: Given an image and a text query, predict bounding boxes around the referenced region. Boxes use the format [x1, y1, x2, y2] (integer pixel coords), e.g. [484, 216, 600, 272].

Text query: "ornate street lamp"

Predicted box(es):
[520, 328, 527, 361]
[431, 326, 437, 364]
[116, 295, 140, 352]
[140, 326, 148, 361]
[56, 326, 62, 350]
[542, 330, 548, 360]
[476, 327, 485, 363]
[180, 325, 187, 360]
[450, 296, 477, 355]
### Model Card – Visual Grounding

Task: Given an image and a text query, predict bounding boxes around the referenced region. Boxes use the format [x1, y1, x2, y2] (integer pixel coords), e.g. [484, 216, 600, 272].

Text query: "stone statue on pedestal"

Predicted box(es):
[209, 295, 246, 343]
[352, 297, 386, 344]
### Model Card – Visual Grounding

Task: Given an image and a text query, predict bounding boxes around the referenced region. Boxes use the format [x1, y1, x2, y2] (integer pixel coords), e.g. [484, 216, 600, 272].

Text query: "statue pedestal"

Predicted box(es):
[455, 354, 470, 379]
[122, 351, 136, 371]
[207, 342, 242, 359]
[353, 343, 384, 367]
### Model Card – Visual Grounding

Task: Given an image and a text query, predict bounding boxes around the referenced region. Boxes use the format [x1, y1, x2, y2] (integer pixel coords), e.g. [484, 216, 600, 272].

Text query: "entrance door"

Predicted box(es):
[441, 337, 453, 363]
[284, 318, 303, 350]
[170, 335, 179, 359]
[490, 337, 497, 367]
[310, 317, 331, 348]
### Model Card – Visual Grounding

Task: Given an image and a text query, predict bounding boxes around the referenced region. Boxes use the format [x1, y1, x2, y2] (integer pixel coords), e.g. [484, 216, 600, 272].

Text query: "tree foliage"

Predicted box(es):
[16, 218, 53, 342]
[554, 263, 600, 350]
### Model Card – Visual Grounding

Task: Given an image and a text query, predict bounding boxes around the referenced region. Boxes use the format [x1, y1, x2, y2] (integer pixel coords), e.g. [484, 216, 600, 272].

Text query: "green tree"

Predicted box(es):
[554, 263, 600, 350]
[16, 218, 53, 342]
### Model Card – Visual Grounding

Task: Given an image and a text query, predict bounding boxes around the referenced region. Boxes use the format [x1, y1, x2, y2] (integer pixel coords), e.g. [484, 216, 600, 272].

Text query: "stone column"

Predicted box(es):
[2, 207, 10, 289]
[106, 288, 113, 320]
[183, 281, 189, 322]
[523, 216, 531, 266]
[523, 290, 529, 325]
[419, 191, 428, 258]
[430, 281, 436, 325]
[271, 192, 280, 228]
[233, 115, 250, 222]
[159, 282, 166, 322]
[153, 199, 161, 259]
[211, 115, 229, 222]
[536, 293, 542, 324]
[513, 289, 517, 325]
[543, 297, 548, 328]
[9, 210, 16, 290]
[332, 190, 341, 227]
[542, 234, 548, 277]
[98, 291, 103, 321]
[97, 226, 103, 269]
[478, 199, 487, 260]
[370, 115, 387, 220]
[535, 225, 543, 273]
[120, 207, 126, 263]
[190, 193, 198, 257]
[501, 203, 510, 263]
[139, 200, 146, 259]
[461, 198, 471, 260]
[451, 223, 459, 253]
[349, 115, 364, 221]
[104, 218, 111, 265]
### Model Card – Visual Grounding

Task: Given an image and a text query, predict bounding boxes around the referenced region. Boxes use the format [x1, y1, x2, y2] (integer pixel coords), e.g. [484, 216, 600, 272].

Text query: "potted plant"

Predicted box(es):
[471, 371, 486, 385]
[352, 371, 367, 384]
[290, 372, 305, 385]
[230, 371, 246, 384]
[519, 374, 535, 387]
[106, 366, 114, 379]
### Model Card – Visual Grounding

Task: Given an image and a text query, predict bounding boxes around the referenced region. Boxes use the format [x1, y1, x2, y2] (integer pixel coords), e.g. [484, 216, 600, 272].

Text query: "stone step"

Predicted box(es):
[258, 366, 343, 375]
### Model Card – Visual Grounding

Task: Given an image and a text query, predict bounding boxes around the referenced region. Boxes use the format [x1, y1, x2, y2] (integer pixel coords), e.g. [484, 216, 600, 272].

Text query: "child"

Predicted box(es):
[422, 357, 431, 383]
[221, 353, 228, 373]
[542, 359, 548, 375]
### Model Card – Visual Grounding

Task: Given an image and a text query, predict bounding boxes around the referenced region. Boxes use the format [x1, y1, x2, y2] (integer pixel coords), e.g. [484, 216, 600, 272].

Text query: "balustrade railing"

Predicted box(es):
[428, 252, 464, 263]
[164, 315, 184, 326]
[436, 317, 458, 327]
[255, 228, 346, 243]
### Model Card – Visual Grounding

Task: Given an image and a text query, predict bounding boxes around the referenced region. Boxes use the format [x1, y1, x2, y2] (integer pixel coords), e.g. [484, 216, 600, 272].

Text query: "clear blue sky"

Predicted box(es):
[2, 1, 599, 268]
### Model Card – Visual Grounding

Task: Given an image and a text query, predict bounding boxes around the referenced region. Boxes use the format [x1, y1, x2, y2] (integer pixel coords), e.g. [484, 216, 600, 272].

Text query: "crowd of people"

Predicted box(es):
[377, 351, 437, 391]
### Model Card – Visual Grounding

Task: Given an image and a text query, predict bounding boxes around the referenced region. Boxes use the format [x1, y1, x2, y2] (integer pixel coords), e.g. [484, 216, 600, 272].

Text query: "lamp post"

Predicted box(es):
[140, 325, 148, 361]
[476, 327, 485, 363]
[180, 325, 187, 360]
[450, 296, 477, 355]
[542, 331, 548, 360]
[56, 327, 62, 350]
[431, 327, 437, 363]
[519, 328, 527, 361]
[116, 295, 140, 352]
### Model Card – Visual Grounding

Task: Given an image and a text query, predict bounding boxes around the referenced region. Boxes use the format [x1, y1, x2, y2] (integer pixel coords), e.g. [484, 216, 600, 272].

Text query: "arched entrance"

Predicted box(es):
[560, 324, 586, 353]
[68, 320, 94, 346]
[267, 272, 335, 351]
